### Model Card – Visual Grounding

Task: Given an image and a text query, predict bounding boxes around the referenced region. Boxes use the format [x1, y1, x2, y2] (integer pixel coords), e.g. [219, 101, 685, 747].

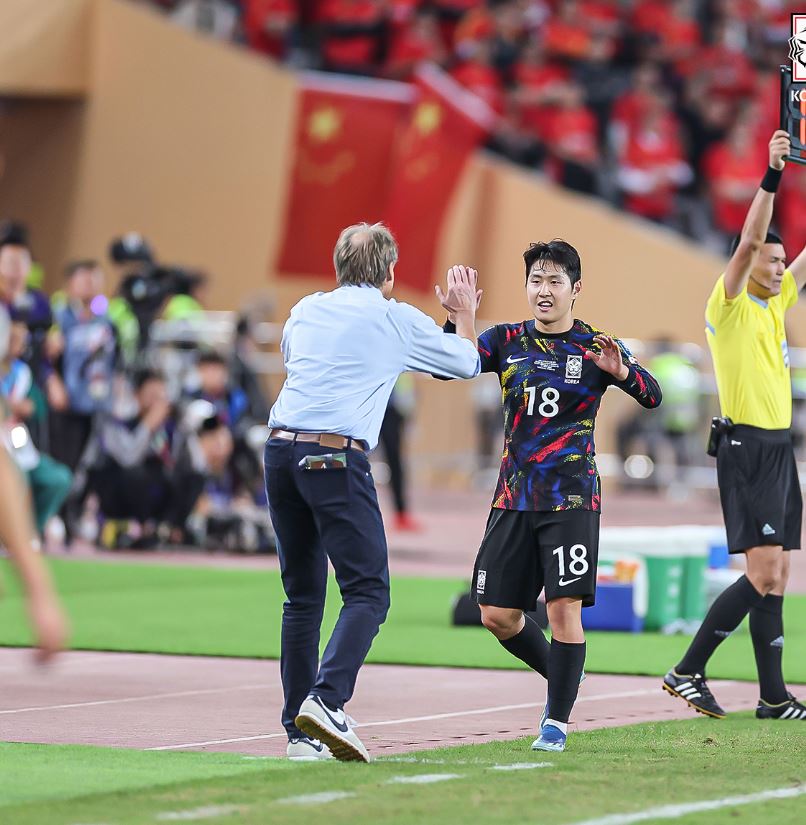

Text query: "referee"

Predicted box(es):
[664, 130, 806, 721]
[266, 223, 481, 762]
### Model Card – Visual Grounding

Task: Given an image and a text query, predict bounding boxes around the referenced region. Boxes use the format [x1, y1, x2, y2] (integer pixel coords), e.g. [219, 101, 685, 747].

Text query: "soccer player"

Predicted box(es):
[664, 130, 806, 721]
[442, 239, 661, 751]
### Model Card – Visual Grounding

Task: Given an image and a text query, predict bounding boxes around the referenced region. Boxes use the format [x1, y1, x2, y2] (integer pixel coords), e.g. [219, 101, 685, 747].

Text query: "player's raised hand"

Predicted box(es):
[769, 129, 791, 171]
[435, 265, 481, 317]
[585, 335, 629, 381]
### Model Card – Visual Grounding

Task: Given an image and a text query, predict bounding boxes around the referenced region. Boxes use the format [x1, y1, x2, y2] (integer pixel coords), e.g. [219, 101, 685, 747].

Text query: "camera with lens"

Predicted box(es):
[109, 233, 201, 342]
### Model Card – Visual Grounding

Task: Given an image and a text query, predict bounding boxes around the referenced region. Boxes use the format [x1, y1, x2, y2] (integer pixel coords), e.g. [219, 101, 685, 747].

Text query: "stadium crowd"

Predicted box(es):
[0, 221, 274, 552]
[137, 0, 805, 251]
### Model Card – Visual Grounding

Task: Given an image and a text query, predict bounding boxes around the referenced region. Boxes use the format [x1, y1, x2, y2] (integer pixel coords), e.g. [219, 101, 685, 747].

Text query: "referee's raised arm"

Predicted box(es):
[723, 130, 790, 299]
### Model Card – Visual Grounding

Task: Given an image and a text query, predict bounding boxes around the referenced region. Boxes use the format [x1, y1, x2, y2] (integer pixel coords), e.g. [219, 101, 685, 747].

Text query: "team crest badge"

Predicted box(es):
[565, 355, 583, 383]
[476, 570, 487, 593]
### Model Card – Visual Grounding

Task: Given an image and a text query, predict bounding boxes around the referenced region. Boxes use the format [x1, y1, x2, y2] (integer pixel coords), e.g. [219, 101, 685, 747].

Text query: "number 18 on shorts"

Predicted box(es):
[472, 509, 600, 608]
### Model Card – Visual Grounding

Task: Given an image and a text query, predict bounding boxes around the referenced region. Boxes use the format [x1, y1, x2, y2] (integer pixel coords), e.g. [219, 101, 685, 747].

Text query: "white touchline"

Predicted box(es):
[156, 805, 244, 821]
[490, 763, 552, 771]
[568, 785, 806, 825]
[147, 686, 678, 751]
[385, 774, 461, 784]
[0, 684, 275, 715]
[277, 792, 356, 805]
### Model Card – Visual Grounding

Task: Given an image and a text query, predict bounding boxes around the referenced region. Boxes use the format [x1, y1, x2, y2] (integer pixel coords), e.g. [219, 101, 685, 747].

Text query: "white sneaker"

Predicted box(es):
[295, 695, 370, 763]
[286, 735, 333, 761]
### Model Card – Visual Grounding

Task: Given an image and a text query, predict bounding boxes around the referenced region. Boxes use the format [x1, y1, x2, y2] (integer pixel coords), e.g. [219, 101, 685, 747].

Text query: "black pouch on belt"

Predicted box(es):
[706, 417, 734, 457]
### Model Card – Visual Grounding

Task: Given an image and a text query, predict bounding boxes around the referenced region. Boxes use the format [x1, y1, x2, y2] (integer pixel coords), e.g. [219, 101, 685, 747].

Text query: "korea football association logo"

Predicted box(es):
[476, 569, 487, 594]
[565, 355, 583, 384]
[789, 14, 806, 82]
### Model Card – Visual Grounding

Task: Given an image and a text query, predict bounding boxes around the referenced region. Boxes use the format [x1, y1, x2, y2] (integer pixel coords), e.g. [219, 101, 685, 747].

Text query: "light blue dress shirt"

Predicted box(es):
[268, 285, 480, 450]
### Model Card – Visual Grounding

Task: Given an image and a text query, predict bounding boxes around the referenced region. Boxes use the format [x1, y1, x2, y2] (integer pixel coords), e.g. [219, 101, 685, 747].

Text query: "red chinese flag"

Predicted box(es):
[382, 65, 494, 292]
[276, 73, 410, 278]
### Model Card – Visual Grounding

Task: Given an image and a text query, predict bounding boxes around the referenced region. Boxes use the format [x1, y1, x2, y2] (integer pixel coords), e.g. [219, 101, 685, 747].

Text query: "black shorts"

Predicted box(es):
[716, 425, 802, 553]
[472, 508, 600, 609]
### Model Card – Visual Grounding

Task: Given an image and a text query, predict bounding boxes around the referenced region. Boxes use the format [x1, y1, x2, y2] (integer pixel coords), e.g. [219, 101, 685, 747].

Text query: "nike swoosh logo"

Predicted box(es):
[507, 355, 528, 363]
[309, 741, 324, 752]
[558, 576, 582, 587]
[315, 697, 349, 733]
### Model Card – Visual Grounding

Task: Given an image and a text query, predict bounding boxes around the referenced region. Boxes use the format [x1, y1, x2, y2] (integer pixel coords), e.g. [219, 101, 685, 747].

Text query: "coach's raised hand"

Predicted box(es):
[436, 265, 481, 315]
[435, 265, 481, 346]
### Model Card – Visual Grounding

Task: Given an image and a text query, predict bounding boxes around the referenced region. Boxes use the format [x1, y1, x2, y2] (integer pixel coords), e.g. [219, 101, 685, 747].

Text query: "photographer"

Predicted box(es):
[189, 349, 262, 501]
[48, 260, 118, 473]
[109, 233, 203, 360]
[87, 370, 232, 548]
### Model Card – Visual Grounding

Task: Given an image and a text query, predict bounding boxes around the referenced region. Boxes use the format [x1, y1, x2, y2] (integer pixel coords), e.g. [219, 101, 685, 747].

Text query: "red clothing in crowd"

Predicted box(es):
[632, 0, 666, 33]
[542, 104, 599, 180]
[703, 140, 764, 235]
[451, 60, 505, 113]
[611, 89, 654, 136]
[388, 0, 421, 30]
[318, 0, 385, 70]
[514, 61, 569, 139]
[579, 0, 621, 27]
[684, 44, 755, 97]
[633, 0, 700, 72]
[453, 5, 495, 49]
[620, 121, 688, 220]
[436, 0, 485, 45]
[243, 0, 298, 59]
[542, 18, 592, 61]
[385, 20, 446, 79]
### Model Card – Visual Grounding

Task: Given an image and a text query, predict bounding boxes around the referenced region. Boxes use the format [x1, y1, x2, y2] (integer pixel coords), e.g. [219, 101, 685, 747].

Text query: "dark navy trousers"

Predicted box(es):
[264, 438, 390, 738]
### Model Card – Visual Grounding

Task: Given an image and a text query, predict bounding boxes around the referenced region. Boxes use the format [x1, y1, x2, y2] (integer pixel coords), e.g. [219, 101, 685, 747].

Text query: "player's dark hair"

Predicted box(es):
[197, 349, 226, 367]
[0, 220, 30, 252]
[729, 230, 784, 255]
[523, 240, 581, 285]
[133, 368, 164, 391]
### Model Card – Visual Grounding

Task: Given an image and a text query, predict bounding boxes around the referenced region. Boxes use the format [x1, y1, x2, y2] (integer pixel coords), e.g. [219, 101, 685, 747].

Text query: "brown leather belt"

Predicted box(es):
[269, 428, 366, 453]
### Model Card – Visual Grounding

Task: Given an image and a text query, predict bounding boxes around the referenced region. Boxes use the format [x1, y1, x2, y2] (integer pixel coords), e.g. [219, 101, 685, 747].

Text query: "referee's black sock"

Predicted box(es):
[546, 639, 586, 725]
[499, 614, 549, 678]
[749, 594, 787, 705]
[677, 575, 763, 676]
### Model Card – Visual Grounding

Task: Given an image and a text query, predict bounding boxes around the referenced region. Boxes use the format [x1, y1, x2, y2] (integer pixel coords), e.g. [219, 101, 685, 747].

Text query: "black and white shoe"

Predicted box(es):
[662, 669, 726, 719]
[295, 695, 370, 763]
[756, 694, 806, 720]
[286, 735, 333, 761]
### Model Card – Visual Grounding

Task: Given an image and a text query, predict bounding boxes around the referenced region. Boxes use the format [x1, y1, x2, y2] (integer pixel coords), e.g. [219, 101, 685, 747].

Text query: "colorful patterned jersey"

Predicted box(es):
[476, 319, 662, 512]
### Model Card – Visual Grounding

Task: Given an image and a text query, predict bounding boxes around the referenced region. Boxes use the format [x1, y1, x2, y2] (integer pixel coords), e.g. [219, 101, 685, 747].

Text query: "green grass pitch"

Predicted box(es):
[1, 717, 804, 824]
[1, 558, 805, 682]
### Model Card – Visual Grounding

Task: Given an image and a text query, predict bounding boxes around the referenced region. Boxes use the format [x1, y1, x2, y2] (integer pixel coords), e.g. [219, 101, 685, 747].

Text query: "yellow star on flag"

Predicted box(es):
[414, 101, 442, 136]
[307, 107, 342, 143]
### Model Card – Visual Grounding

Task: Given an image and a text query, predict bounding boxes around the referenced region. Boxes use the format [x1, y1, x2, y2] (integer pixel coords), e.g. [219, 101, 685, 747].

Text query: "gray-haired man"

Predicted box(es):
[266, 222, 481, 762]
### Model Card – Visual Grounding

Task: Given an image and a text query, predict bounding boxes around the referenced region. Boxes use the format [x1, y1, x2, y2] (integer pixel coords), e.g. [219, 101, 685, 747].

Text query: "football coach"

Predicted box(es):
[266, 222, 481, 763]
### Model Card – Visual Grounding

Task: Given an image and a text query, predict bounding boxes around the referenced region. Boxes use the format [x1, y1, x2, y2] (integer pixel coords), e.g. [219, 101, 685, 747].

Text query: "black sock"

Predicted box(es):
[749, 594, 787, 704]
[546, 639, 586, 725]
[499, 614, 550, 678]
[677, 575, 763, 676]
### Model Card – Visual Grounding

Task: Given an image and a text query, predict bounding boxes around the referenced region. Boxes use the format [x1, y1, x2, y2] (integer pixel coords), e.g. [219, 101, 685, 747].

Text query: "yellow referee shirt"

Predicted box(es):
[705, 269, 799, 429]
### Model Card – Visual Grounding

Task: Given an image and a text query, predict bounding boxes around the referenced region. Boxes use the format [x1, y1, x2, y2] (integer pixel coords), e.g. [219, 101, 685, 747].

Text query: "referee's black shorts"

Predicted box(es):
[716, 425, 802, 553]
